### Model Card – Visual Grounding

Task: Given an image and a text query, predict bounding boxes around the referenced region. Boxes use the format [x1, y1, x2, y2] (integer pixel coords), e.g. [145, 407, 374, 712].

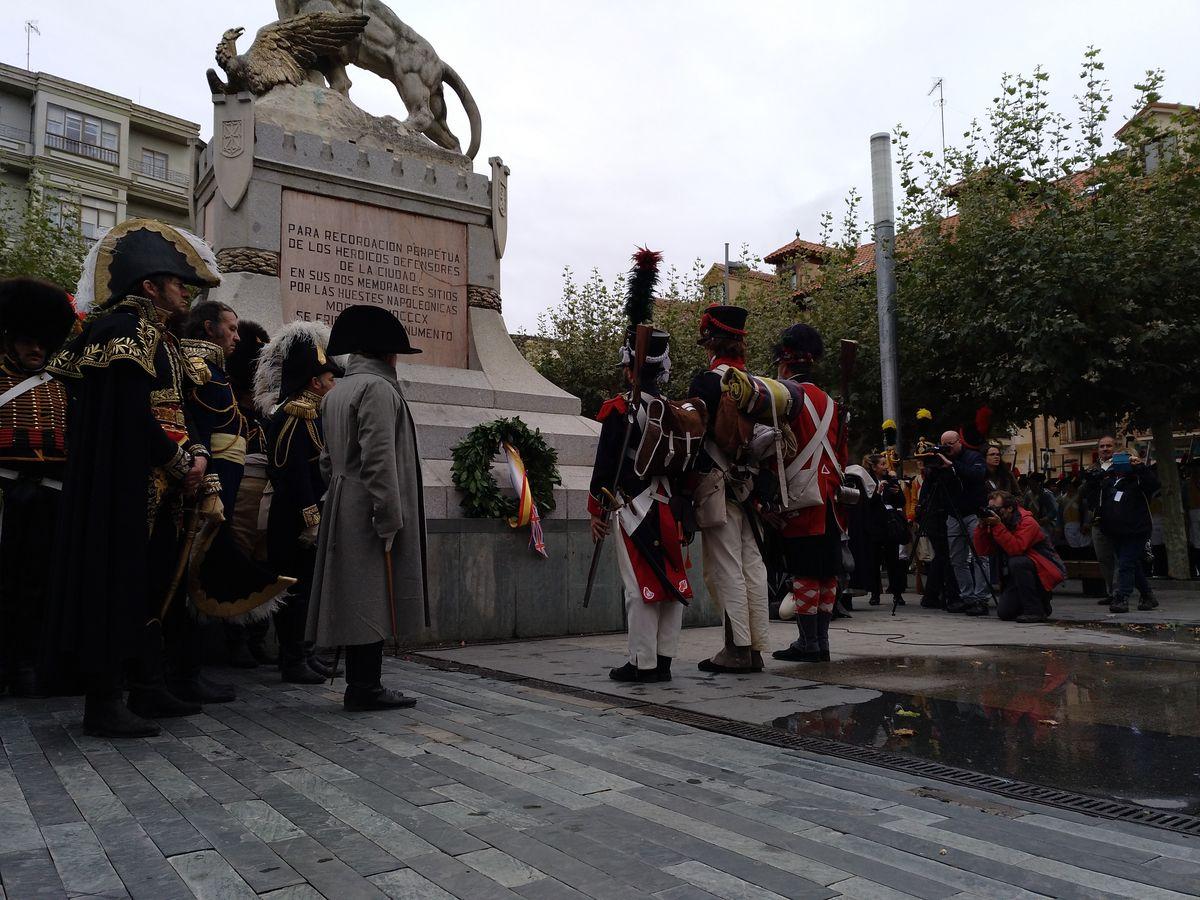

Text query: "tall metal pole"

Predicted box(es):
[870, 132, 902, 455]
[723, 241, 730, 305]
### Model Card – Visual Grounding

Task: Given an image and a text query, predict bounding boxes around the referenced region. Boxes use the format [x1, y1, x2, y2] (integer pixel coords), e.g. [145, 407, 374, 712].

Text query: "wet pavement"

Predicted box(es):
[772, 649, 1200, 814]
[423, 598, 1200, 819]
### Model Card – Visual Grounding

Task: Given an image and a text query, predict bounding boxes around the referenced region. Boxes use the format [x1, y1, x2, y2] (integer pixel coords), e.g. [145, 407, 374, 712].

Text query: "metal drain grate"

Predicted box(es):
[406, 653, 1200, 838]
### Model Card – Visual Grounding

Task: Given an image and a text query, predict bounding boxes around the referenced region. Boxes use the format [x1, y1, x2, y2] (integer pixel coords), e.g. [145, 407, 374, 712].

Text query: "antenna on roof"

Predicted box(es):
[24, 20, 40, 72]
[928, 77, 946, 162]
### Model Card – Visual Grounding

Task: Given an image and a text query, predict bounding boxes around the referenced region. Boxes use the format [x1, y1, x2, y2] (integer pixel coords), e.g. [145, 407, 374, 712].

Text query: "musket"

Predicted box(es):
[582, 323, 651, 608]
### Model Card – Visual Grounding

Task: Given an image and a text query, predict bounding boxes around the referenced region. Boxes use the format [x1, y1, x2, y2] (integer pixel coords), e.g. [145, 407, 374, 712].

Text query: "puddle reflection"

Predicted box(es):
[772, 651, 1200, 813]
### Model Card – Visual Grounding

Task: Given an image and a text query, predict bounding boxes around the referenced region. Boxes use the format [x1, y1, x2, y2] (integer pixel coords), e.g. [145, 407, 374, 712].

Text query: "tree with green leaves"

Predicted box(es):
[886, 49, 1200, 578]
[0, 171, 87, 291]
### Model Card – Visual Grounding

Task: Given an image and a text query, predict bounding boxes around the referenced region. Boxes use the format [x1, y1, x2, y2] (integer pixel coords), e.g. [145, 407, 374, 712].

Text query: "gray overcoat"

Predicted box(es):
[306, 355, 428, 647]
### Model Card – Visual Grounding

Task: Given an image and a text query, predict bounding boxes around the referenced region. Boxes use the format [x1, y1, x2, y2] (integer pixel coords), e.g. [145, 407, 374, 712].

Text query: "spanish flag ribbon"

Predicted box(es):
[502, 441, 548, 559]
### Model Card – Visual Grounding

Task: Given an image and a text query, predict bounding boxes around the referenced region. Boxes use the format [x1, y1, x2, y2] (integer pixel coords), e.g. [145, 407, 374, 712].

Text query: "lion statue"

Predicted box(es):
[275, 0, 481, 160]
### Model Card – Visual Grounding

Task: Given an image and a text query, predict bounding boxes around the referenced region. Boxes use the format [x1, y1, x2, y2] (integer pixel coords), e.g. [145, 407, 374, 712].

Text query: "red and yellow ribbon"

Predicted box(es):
[502, 441, 548, 558]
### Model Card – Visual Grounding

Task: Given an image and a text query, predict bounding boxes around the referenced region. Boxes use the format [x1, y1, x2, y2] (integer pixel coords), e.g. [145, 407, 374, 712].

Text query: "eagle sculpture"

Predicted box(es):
[205, 12, 369, 96]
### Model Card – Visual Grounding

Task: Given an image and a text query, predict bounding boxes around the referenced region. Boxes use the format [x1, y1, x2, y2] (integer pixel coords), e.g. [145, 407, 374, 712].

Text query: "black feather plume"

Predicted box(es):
[624, 247, 662, 328]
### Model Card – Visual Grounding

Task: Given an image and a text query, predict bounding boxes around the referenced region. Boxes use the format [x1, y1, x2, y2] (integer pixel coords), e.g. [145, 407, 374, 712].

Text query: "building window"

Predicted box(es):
[790, 271, 798, 290]
[139, 148, 169, 181]
[45, 104, 120, 164]
[80, 205, 116, 242]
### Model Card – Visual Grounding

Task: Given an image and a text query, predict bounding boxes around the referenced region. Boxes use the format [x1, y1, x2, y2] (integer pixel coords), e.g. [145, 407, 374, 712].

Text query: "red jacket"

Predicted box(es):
[972, 507, 1065, 592]
[780, 381, 847, 538]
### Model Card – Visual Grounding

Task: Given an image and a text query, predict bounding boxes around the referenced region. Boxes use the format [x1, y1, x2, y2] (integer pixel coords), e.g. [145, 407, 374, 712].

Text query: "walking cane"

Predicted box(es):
[384, 545, 399, 653]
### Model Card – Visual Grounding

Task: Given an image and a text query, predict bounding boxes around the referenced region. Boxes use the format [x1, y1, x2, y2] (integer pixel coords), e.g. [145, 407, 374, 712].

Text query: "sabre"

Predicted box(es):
[582, 323, 651, 608]
[159, 506, 202, 622]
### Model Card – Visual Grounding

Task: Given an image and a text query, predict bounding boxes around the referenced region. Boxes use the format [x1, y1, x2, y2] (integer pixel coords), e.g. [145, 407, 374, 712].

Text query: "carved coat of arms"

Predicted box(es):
[212, 93, 254, 210]
[490, 156, 509, 259]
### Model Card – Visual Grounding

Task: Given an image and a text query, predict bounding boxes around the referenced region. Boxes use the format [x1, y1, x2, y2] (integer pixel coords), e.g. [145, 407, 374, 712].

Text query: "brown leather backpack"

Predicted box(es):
[634, 397, 708, 478]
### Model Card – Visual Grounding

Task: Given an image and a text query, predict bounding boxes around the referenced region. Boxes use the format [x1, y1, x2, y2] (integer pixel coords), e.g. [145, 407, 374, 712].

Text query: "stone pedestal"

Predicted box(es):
[195, 117, 722, 642]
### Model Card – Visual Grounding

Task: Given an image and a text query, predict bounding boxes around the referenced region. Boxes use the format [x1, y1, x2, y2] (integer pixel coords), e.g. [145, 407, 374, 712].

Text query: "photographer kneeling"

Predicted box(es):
[972, 491, 1066, 623]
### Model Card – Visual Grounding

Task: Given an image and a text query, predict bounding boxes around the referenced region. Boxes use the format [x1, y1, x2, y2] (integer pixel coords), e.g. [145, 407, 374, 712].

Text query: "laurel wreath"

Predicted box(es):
[451, 417, 562, 519]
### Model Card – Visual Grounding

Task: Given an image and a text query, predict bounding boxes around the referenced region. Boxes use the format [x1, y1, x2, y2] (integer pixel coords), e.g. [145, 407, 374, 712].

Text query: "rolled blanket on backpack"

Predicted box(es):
[721, 368, 796, 423]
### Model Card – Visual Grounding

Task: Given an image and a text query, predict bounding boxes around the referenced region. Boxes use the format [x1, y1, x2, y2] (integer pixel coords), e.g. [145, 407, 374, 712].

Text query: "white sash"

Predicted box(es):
[0, 372, 50, 409]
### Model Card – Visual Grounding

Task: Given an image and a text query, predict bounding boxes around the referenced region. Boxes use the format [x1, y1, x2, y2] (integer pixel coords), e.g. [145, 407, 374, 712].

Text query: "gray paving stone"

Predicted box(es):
[828, 876, 927, 900]
[0, 768, 44, 854]
[41, 821, 124, 896]
[259, 885, 328, 899]
[89, 818, 194, 900]
[5, 750, 84, 827]
[513, 822, 684, 893]
[0, 849, 66, 898]
[663, 861, 791, 900]
[168, 849, 256, 899]
[464, 821, 657, 900]
[369, 867, 457, 899]
[404, 850, 526, 899]
[653, 887, 725, 900]
[271, 835, 389, 899]
[172, 796, 305, 893]
[223, 800, 305, 842]
[513, 877, 594, 899]
[458, 847, 547, 887]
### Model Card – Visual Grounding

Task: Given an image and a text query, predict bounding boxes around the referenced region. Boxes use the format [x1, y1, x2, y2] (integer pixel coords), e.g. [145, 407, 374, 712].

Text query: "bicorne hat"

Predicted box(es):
[772, 323, 824, 366]
[0, 277, 77, 352]
[698, 303, 748, 338]
[327, 304, 421, 356]
[75, 218, 221, 313]
[252, 322, 343, 412]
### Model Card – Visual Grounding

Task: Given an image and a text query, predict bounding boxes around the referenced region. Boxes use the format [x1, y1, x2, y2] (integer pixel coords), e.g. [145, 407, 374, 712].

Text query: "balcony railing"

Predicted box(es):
[130, 159, 189, 187]
[45, 133, 119, 165]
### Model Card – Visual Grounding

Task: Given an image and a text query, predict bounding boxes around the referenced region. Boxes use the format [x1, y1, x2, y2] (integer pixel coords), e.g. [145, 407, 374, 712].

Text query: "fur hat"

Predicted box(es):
[772, 323, 823, 366]
[226, 319, 270, 395]
[75, 218, 221, 313]
[327, 305, 421, 356]
[253, 321, 342, 413]
[0, 277, 76, 352]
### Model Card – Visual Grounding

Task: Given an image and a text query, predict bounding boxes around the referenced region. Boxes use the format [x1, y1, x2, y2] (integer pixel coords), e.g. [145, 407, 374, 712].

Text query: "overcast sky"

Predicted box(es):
[3, 1, 1198, 332]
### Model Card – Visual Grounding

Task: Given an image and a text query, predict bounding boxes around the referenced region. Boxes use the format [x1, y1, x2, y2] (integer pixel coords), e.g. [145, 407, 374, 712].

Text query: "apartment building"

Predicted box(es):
[0, 61, 198, 240]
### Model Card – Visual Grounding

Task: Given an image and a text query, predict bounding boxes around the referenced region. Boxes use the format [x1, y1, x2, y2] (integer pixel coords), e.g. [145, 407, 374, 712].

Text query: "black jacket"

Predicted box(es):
[950, 448, 988, 516]
[1096, 465, 1159, 537]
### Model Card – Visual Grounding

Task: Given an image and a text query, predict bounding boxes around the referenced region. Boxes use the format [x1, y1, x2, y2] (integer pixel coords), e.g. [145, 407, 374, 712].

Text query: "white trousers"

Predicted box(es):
[614, 526, 684, 668]
[701, 500, 769, 650]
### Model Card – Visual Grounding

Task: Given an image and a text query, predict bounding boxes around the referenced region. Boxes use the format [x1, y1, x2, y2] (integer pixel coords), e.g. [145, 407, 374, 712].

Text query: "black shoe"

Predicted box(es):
[344, 686, 417, 711]
[945, 601, 967, 613]
[1138, 596, 1159, 611]
[282, 660, 327, 684]
[892, 595, 907, 606]
[1015, 613, 1046, 624]
[84, 695, 160, 738]
[772, 646, 821, 662]
[919, 596, 944, 609]
[868, 595, 881, 606]
[818, 645, 831, 662]
[832, 602, 852, 620]
[169, 676, 236, 704]
[1109, 597, 1129, 614]
[750, 651, 764, 672]
[609, 662, 659, 682]
[964, 603, 990, 617]
[127, 685, 201, 719]
[1097, 596, 1114, 605]
[656, 656, 673, 682]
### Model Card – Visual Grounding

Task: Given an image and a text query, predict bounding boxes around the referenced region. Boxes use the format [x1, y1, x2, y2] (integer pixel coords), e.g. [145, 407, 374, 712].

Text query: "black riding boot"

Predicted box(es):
[344, 641, 415, 711]
[127, 621, 202, 719]
[817, 610, 833, 662]
[276, 592, 323, 684]
[84, 688, 160, 738]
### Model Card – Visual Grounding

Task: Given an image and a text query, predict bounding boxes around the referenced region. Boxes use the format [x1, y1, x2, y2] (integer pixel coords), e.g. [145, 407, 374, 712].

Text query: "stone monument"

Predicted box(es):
[195, 6, 717, 644]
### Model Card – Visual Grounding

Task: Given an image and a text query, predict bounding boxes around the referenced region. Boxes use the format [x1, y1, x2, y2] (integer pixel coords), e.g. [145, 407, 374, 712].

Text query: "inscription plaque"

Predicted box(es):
[280, 189, 469, 368]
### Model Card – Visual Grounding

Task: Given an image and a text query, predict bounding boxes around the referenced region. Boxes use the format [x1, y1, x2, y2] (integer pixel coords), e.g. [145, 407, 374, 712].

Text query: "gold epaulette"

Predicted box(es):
[282, 394, 319, 420]
[180, 338, 224, 377]
[49, 296, 161, 380]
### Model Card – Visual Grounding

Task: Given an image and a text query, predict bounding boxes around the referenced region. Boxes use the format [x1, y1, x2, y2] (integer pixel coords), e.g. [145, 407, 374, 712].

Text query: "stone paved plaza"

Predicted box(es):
[3, 653, 1199, 899]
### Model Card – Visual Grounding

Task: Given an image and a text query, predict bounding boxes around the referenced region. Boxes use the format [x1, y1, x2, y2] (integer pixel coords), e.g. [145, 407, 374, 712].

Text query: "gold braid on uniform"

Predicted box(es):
[276, 390, 324, 528]
[48, 296, 163, 379]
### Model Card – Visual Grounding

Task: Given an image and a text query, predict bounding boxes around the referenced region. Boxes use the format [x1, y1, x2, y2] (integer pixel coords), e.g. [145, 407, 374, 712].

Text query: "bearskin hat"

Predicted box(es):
[253, 321, 342, 413]
[0, 277, 77, 352]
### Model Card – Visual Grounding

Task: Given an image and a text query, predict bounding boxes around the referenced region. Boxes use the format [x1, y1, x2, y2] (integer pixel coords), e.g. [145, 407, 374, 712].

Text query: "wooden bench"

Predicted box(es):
[1064, 559, 1106, 597]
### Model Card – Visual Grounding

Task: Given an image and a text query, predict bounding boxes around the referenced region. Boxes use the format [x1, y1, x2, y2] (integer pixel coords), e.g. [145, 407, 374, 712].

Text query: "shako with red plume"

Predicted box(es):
[619, 247, 670, 381]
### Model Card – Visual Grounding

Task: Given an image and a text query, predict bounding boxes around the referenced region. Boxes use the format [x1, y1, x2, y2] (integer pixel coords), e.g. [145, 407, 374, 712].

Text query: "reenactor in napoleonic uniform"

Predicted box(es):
[0, 278, 75, 697]
[256, 323, 342, 684]
[48, 218, 224, 737]
[688, 304, 770, 674]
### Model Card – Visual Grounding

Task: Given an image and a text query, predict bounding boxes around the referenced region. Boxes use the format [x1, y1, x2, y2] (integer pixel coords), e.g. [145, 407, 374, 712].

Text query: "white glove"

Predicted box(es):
[299, 524, 320, 547]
